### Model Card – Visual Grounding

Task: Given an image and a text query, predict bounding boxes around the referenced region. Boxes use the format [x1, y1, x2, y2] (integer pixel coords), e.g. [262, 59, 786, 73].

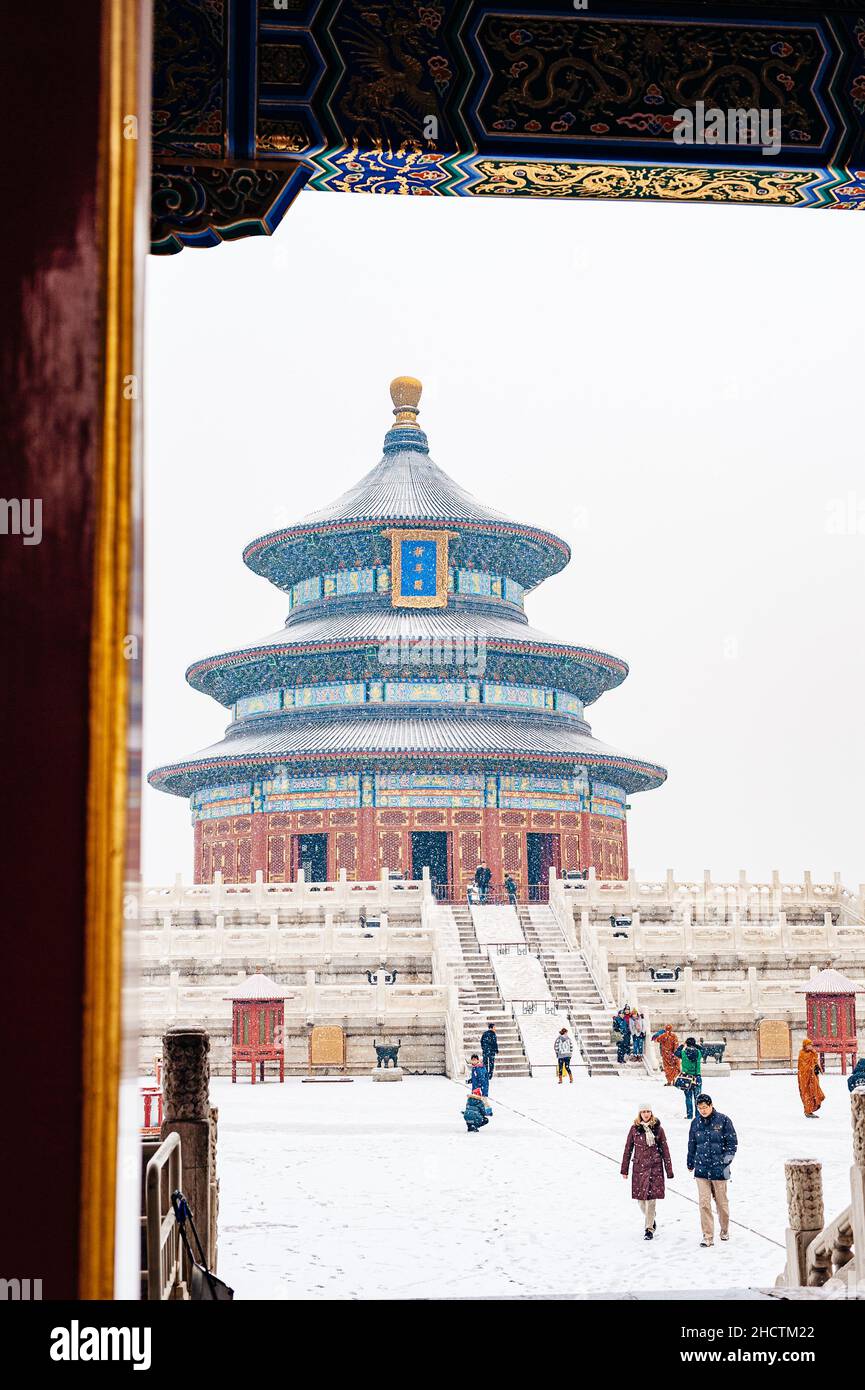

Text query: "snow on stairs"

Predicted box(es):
[518, 905, 620, 1077]
[452, 904, 531, 1078]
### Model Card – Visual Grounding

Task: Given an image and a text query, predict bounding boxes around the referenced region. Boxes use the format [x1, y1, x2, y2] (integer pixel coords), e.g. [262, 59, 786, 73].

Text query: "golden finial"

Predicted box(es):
[390, 375, 422, 428]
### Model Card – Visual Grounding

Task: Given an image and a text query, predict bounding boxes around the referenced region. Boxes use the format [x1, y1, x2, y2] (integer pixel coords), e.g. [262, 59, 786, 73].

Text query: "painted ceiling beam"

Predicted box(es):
[151, 0, 865, 250]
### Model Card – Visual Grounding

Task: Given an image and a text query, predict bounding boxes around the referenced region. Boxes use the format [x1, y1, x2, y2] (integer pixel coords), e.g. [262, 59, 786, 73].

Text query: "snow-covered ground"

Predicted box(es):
[214, 1071, 856, 1300]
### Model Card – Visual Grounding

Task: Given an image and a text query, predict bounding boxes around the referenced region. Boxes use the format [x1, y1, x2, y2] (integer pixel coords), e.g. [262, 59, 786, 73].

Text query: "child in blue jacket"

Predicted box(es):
[467, 1053, 489, 1096]
[463, 1089, 492, 1133]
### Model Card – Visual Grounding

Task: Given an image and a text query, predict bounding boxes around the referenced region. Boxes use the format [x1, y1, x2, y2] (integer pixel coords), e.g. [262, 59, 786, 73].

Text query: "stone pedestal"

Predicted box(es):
[371, 1067, 404, 1082]
[702, 1060, 732, 1078]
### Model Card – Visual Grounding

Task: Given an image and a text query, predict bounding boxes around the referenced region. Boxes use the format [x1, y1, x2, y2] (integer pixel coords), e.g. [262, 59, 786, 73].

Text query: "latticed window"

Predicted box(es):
[503, 833, 521, 872]
[380, 830, 403, 871]
[268, 835, 286, 879]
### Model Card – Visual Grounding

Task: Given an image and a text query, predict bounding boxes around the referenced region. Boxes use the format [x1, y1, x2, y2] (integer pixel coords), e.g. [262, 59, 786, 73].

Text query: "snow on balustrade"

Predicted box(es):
[139, 979, 451, 1030]
[136, 869, 429, 916]
[138, 921, 432, 965]
[553, 868, 859, 919]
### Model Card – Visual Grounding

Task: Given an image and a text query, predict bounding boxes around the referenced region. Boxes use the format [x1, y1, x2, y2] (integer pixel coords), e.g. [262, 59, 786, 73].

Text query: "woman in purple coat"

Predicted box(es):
[621, 1104, 674, 1240]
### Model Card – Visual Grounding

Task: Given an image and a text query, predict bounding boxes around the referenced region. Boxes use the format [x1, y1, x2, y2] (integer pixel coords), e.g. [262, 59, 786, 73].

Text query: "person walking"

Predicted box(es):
[504, 873, 518, 906]
[628, 1008, 641, 1061]
[554, 1027, 574, 1084]
[474, 860, 492, 904]
[632, 1012, 647, 1060]
[674, 1037, 704, 1118]
[687, 1093, 738, 1247]
[614, 1007, 632, 1064]
[797, 1037, 825, 1118]
[621, 1104, 674, 1240]
[652, 1024, 681, 1086]
[480, 1022, 499, 1080]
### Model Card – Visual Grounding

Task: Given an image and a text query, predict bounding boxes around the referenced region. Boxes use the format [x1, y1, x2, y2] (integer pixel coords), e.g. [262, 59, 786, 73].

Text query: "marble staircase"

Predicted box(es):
[518, 905, 620, 1076]
[450, 905, 531, 1078]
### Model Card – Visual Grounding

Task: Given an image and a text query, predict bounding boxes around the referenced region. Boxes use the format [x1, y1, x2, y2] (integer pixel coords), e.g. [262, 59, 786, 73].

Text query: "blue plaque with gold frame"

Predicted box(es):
[383, 528, 456, 609]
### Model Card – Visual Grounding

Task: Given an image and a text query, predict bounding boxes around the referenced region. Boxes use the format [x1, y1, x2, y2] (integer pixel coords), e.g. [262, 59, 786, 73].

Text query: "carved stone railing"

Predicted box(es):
[141, 978, 451, 1032]
[427, 898, 466, 1080]
[138, 867, 430, 915]
[552, 867, 862, 922]
[778, 1093, 865, 1295]
[623, 971, 861, 1021]
[139, 916, 431, 965]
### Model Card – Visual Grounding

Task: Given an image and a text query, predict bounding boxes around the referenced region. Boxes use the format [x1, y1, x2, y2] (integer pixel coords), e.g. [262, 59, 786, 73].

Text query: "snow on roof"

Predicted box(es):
[224, 972, 289, 1000]
[795, 968, 864, 994]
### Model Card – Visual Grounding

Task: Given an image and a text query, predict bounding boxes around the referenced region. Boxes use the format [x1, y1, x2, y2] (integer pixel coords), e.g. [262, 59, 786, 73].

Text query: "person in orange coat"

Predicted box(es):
[797, 1037, 825, 1118]
[651, 1024, 681, 1086]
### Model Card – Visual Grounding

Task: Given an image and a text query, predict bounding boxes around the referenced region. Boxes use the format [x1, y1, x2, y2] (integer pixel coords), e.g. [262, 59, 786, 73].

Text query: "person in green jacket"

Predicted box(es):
[674, 1037, 704, 1118]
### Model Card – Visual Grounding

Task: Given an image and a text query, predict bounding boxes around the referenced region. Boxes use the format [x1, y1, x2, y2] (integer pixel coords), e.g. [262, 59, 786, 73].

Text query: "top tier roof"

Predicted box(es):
[243, 378, 571, 593]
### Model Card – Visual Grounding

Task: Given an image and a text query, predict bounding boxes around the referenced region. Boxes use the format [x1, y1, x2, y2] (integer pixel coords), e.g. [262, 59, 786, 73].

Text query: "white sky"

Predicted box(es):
[142, 189, 865, 889]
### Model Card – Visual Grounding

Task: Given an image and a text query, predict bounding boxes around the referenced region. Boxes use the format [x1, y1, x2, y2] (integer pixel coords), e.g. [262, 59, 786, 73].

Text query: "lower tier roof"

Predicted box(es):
[148, 708, 667, 799]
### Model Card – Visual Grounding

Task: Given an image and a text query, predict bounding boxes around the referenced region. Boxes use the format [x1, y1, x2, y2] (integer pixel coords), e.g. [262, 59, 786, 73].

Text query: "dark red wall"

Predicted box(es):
[194, 806, 628, 890]
[0, 3, 104, 1297]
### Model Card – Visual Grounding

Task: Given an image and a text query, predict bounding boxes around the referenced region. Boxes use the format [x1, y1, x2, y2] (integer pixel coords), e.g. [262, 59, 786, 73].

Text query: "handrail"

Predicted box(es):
[145, 1132, 183, 1301]
[510, 998, 559, 1015]
[805, 1205, 855, 1286]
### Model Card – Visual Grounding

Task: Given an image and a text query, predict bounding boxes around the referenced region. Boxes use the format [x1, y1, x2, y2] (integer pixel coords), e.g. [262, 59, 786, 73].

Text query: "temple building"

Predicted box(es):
[149, 378, 666, 894]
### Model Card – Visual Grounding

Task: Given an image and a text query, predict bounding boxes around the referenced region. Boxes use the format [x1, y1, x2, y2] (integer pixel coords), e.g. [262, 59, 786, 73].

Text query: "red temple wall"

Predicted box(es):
[193, 807, 628, 889]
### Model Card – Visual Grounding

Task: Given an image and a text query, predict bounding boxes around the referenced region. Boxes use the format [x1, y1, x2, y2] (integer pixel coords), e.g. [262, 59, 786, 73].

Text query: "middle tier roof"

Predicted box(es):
[185, 604, 630, 708]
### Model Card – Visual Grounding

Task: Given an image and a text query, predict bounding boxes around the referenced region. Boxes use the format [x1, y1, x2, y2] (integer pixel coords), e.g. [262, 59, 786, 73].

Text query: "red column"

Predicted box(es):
[357, 806, 378, 880]
[193, 821, 204, 882]
[621, 816, 630, 878]
[581, 811, 594, 873]
[482, 808, 504, 893]
[251, 812, 269, 880]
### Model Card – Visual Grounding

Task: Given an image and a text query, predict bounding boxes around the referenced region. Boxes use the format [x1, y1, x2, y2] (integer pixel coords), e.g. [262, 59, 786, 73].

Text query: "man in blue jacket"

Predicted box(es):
[480, 1022, 499, 1079]
[687, 1093, 738, 1247]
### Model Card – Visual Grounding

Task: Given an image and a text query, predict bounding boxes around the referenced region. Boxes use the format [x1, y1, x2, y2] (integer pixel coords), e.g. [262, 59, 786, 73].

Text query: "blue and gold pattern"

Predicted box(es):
[232, 680, 586, 722]
[260, 771, 360, 813]
[152, 1, 865, 253]
[287, 564, 525, 613]
[192, 782, 255, 820]
[500, 772, 592, 813]
[189, 770, 631, 821]
[385, 527, 456, 609]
